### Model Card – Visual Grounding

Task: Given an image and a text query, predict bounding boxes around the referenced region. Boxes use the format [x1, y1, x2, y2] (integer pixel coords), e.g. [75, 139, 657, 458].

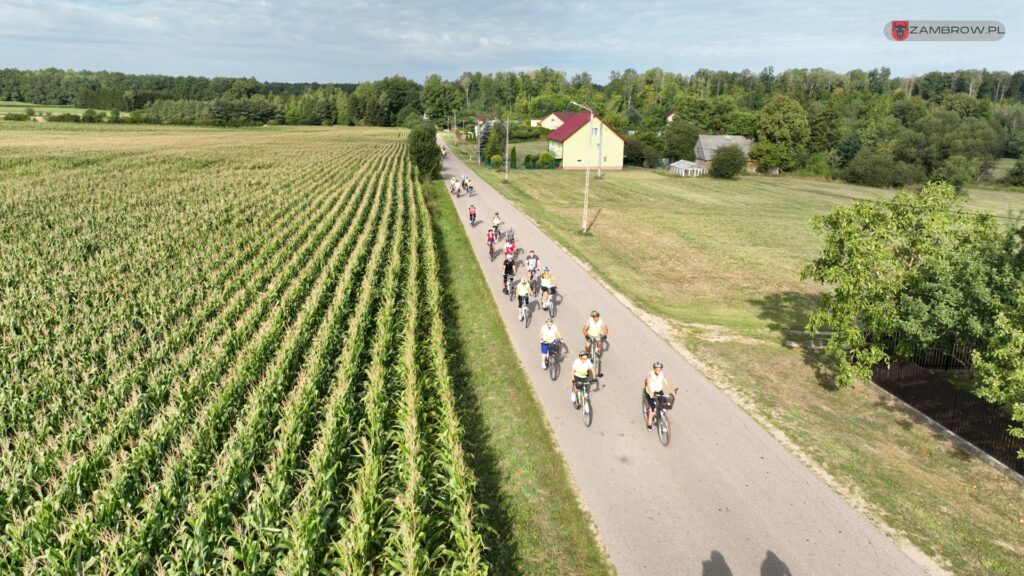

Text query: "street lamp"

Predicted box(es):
[570, 100, 594, 233]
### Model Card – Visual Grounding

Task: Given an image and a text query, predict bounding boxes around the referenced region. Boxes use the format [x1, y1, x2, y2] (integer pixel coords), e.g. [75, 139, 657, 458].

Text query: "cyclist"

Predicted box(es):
[506, 227, 516, 244]
[582, 310, 609, 374]
[486, 228, 497, 258]
[539, 318, 562, 368]
[492, 212, 502, 236]
[515, 277, 534, 321]
[468, 204, 477, 225]
[539, 266, 557, 310]
[525, 250, 540, 284]
[501, 255, 516, 294]
[569, 351, 596, 406]
[467, 178, 474, 194]
[449, 176, 458, 193]
[503, 236, 517, 260]
[644, 361, 676, 431]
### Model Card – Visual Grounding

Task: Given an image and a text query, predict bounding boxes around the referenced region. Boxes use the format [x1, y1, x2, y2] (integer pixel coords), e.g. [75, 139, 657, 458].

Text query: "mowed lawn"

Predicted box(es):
[469, 162, 1024, 576]
[0, 100, 108, 116]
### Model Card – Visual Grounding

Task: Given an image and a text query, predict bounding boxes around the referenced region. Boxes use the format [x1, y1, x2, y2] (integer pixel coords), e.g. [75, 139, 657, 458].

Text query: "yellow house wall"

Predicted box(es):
[559, 120, 624, 170]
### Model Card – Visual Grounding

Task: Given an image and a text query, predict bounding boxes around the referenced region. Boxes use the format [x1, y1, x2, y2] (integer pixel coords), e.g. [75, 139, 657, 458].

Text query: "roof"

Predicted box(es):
[669, 159, 701, 169]
[695, 135, 753, 160]
[546, 112, 626, 143]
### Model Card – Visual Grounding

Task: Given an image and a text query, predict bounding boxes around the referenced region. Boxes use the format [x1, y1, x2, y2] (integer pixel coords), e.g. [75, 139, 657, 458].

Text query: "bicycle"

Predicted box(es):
[505, 275, 514, 301]
[519, 295, 531, 327]
[573, 377, 594, 427]
[544, 339, 562, 380]
[543, 287, 557, 319]
[586, 335, 606, 377]
[642, 391, 674, 446]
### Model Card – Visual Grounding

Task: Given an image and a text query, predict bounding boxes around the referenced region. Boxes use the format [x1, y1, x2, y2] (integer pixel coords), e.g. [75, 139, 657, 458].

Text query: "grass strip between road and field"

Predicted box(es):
[426, 181, 614, 576]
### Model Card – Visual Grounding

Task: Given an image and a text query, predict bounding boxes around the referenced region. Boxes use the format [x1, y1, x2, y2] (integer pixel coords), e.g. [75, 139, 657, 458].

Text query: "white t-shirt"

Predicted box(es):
[648, 370, 666, 393]
[540, 324, 559, 342]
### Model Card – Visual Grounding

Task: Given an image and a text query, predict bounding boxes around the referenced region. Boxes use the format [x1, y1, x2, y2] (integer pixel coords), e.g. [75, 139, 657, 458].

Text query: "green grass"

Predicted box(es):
[0, 100, 110, 117]
[426, 181, 612, 576]
[464, 165, 1024, 575]
[510, 139, 551, 158]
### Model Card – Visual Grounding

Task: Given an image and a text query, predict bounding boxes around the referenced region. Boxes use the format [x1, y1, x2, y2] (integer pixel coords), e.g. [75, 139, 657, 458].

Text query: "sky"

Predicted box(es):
[1, 0, 1021, 84]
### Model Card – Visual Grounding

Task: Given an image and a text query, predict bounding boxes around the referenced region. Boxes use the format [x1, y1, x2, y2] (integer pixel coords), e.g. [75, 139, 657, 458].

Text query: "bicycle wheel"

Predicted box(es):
[549, 354, 559, 380]
[548, 297, 556, 319]
[594, 350, 602, 377]
[583, 391, 593, 427]
[657, 410, 671, 446]
[524, 304, 531, 328]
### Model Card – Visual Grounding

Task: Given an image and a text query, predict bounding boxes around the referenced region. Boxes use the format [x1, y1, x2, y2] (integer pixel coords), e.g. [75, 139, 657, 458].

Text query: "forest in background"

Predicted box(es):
[3, 66, 1024, 187]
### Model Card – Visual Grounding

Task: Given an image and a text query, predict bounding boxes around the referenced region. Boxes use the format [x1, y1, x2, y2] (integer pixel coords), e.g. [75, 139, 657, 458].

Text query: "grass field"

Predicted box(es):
[0, 122, 609, 574]
[458, 156, 1024, 576]
[0, 100, 107, 117]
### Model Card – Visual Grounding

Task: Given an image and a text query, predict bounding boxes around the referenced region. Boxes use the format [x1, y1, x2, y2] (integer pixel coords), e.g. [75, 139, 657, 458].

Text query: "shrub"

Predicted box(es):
[3, 113, 30, 121]
[510, 146, 517, 169]
[523, 154, 537, 169]
[490, 154, 503, 168]
[48, 113, 81, 123]
[932, 155, 980, 191]
[536, 152, 556, 169]
[1007, 158, 1024, 187]
[709, 144, 746, 179]
[844, 148, 925, 188]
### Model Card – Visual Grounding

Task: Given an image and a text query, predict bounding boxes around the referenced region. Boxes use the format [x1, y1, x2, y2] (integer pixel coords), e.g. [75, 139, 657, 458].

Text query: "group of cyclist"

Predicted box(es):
[445, 154, 675, 432]
[449, 174, 474, 196]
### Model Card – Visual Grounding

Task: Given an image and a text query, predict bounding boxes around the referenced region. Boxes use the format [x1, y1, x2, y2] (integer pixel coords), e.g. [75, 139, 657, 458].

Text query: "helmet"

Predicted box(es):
[520, 277, 529, 283]
[590, 310, 600, 317]
[653, 361, 664, 369]
[578, 350, 589, 357]
[543, 266, 549, 271]
[545, 318, 553, 324]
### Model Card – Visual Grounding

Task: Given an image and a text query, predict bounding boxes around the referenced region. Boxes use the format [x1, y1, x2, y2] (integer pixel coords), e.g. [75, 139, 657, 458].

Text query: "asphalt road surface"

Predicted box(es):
[441, 148, 931, 576]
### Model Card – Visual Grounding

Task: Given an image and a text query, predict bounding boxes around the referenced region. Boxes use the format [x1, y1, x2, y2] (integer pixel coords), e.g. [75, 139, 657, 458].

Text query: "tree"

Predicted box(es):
[663, 119, 699, 161]
[709, 145, 746, 178]
[459, 72, 473, 107]
[491, 154, 503, 168]
[972, 287, 1024, 457]
[1008, 158, 1024, 186]
[753, 93, 810, 171]
[843, 148, 925, 188]
[801, 181, 1006, 388]
[510, 146, 517, 169]
[407, 122, 440, 180]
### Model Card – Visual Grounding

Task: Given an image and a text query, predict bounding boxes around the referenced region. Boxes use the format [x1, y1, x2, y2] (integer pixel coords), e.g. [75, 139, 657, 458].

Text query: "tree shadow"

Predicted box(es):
[701, 550, 734, 576]
[761, 550, 793, 576]
[749, 291, 839, 391]
[429, 190, 524, 574]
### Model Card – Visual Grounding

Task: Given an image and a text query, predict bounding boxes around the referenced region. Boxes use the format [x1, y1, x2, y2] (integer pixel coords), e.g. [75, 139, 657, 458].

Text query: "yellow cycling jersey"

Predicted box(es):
[586, 318, 604, 338]
[572, 358, 593, 378]
[515, 282, 531, 297]
[540, 273, 554, 288]
[540, 325, 559, 343]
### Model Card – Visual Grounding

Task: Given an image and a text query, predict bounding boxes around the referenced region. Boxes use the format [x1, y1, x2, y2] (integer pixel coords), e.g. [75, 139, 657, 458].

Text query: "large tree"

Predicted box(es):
[663, 119, 700, 161]
[751, 93, 810, 171]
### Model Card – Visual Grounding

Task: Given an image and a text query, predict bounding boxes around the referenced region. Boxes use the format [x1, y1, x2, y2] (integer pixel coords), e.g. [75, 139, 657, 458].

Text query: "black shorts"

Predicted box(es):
[574, 375, 590, 388]
[517, 295, 529, 307]
[540, 286, 551, 293]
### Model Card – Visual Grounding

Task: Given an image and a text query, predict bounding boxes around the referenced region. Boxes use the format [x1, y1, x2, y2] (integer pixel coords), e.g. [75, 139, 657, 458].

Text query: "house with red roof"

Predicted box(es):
[533, 111, 577, 131]
[546, 112, 625, 171]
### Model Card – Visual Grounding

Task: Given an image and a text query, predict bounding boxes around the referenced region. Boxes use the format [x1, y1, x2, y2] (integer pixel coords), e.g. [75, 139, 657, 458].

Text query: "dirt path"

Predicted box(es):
[441, 149, 932, 576]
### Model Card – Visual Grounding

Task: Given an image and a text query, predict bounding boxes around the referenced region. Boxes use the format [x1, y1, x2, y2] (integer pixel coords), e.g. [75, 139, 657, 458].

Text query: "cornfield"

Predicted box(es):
[0, 124, 487, 574]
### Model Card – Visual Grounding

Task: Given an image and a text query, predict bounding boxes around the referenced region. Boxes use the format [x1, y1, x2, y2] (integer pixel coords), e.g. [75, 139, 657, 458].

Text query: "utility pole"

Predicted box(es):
[571, 100, 594, 233]
[504, 105, 510, 183]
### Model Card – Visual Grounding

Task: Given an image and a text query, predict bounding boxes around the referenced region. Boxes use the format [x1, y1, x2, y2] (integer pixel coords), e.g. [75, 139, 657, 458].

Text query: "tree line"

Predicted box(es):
[5, 66, 1024, 186]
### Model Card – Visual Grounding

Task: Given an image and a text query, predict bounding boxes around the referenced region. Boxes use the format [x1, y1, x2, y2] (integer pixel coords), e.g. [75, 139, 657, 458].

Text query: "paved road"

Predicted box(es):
[441, 150, 931, 576]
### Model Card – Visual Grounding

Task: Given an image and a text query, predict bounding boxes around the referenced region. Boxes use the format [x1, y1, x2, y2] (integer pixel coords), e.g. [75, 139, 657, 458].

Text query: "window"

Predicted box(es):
[592, 127, 599, 136]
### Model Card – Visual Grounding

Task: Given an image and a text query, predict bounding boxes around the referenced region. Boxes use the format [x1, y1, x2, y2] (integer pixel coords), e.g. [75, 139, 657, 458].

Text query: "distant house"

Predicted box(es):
[668, 159, 706, 177]
[547, 113, 625, 171]
[694, 135, 757, 172]
[534, 111, 576, 131]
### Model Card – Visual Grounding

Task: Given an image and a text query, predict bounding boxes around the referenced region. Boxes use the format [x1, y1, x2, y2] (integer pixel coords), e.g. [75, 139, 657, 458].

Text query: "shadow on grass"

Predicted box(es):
[427, 189, 524, 575]
[749, 291, 839, 391]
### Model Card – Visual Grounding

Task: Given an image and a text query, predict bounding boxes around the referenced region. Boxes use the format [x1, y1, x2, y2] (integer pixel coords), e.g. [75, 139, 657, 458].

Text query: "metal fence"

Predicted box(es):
[872, 345, 1024, 475]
